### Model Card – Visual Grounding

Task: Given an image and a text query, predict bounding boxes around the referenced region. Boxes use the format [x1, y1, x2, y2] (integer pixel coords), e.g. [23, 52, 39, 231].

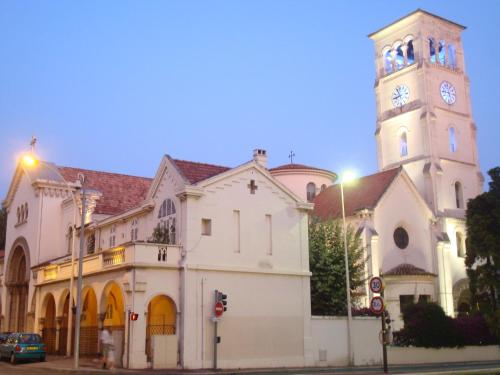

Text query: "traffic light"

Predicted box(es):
[130, 312, 139, 321]
[384, 310, 391, 330]
[216, 291, 228, 312]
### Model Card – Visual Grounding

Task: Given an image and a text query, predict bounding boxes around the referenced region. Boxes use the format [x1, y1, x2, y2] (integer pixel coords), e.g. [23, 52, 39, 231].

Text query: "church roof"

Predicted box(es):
[269, 163, 336, 176]
[58, 166, 153, 216]
[383, 263, 436, 277]
[172, 159, 231, 184]
[312, 167, 400, 219]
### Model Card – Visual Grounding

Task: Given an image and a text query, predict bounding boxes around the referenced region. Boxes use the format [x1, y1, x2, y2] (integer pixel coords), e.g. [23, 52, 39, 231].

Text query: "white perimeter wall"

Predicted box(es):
[311, 316, 382, 366]
[388, 346, 500, 364]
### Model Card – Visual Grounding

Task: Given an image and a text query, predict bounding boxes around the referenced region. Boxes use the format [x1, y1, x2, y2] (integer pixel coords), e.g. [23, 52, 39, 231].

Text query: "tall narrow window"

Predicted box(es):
[265, 214, 272, 255]
[306, 182, 316, 202]
[395, 45, 405, 70]
[456, 232, 465, 257]
[202, 218, 212, 236]
[130, 218, 139, 241]
[110, 225, 116, 247]
[233, 210, 240, 253]
[449, 127, 457, 152]
[406, 40, 414, 65]
[429, 38, 436, 63]
[438, 40, 446, 65]
[448, 44, 456, 69]
[67, 226, 73, 254]
[384, 50, 393, 74]
[400, 132, 408, 157]
[455, 181, 464, 209]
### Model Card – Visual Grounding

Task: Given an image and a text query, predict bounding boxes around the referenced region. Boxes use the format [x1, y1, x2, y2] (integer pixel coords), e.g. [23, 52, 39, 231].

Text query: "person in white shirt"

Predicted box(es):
[100, 327, 115, 369]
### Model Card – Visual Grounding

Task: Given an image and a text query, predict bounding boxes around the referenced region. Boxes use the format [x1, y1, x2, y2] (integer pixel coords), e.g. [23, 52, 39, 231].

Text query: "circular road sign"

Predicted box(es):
[370, 296, 384, 315]
[215, 301, 224, 318]
[369, 276, 384, 294]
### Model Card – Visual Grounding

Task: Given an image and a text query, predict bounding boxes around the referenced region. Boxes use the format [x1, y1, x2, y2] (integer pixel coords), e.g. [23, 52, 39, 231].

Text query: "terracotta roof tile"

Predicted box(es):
[172, 159, 231, 184]
[383, 263, 436, 277]
[57, 167, 152, 215]
[269, 163, 335, 176]
[312, 168, 400, 219]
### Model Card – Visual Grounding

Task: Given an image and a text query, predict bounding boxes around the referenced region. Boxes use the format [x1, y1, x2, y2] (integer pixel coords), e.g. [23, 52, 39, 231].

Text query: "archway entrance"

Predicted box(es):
[42, 294, 57, 354]
[6, 245, 29, 332]
[146, 295, 176, 361]
[80, 287, 98, 356]
[59, 292, 75, 355]
[101, 282, 125, 367]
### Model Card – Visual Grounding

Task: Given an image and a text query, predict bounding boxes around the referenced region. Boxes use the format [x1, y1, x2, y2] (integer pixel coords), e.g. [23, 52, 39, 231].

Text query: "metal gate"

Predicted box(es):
[146, 318, 175, 361]
[42, 327, 57, 354]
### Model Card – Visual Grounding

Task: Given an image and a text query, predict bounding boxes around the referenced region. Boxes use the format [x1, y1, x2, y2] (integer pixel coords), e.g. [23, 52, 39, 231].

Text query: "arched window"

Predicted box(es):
[429, 38, 436, 63]
[17, 207, 20, 224]
[306, 182, 316, 202]
[449, 127, 457, 152]
[406, 40, 414, 65]
[24, 203, 28, 220]
[157, 199, 177, 244]
[448, 44, 456, 69]
[320, 184, 327, 192]
[456, 232, 465, 257]
[400, 132, 408, 157]
[395, 45, 405, 70]
[20, 205, 25, 222]
[438, 40, 446, 65]
[455, 181, 464, 208]
[384, 50, 393, 74]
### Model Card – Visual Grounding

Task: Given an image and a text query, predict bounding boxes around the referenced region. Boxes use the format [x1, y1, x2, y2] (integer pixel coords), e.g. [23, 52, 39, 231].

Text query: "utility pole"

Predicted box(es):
[73, 174, 86, 369]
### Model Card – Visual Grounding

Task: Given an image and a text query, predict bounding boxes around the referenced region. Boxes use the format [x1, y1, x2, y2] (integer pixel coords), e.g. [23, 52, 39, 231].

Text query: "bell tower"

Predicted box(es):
[369, 9, 483, 215]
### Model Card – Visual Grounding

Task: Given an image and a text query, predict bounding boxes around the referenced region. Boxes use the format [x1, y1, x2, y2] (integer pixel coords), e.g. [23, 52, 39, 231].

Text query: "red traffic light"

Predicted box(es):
[130, 312, 139, 321]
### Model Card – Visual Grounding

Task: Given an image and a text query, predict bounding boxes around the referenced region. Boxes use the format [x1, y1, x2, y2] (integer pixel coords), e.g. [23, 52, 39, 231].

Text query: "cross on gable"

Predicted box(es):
[247, 179, 258, 194]
[288, 150, 295, 164]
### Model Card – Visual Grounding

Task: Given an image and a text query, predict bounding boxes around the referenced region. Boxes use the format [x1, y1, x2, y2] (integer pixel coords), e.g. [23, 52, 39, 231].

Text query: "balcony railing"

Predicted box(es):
[36, 242, 182, 284]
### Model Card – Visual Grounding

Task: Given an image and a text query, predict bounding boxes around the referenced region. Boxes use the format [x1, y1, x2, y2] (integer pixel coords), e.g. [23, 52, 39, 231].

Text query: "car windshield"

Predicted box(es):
[18, 334, 42, 344]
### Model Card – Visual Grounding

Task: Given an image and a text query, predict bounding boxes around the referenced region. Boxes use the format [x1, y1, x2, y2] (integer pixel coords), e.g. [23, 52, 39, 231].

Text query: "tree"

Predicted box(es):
[0, 207, 6, 250]
[309, 217, 366, 316]
[466, 167, 500, 314]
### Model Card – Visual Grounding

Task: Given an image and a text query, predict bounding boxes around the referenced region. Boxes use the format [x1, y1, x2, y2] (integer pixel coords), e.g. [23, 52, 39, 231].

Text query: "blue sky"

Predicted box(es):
[1, 1, 499, 198]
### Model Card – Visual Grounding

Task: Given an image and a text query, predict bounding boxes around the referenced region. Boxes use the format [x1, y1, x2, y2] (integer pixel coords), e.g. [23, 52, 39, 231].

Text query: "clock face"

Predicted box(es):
[392, 85, 410, 107]
[440, 81, 456, 105]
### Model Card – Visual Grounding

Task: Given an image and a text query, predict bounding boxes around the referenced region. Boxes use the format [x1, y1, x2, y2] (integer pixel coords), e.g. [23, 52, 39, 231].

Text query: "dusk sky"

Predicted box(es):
[1, 1, 499, 198]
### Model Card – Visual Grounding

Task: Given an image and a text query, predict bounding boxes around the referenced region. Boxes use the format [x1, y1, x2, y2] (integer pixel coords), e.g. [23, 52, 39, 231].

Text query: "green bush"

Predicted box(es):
[395, 302, 459, 348]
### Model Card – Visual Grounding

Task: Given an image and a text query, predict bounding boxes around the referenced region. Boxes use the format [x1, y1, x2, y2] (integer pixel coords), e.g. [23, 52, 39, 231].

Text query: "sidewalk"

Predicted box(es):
[20, 356, 500, 375]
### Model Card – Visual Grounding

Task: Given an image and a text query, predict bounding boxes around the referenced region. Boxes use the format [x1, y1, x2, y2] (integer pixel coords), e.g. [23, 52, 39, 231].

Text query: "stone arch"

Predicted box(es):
[100, 281, 126, 367]
[79, 286, 99, 355]
[41, 293, 57, 353]
[6, 237, 30, 332]
[145, 294, 177, 361]
[453, 278, 471, 316]
[58, 290, 75, 355]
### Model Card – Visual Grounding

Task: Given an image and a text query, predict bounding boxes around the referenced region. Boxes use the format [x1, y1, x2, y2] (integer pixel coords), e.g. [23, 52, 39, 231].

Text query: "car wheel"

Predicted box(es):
[40, 355, 46, 362]
[10, 353, 16, 364]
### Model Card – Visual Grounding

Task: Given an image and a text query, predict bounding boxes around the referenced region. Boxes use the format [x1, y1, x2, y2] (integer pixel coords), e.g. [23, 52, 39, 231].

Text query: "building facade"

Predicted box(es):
[1, 149, 337, 369]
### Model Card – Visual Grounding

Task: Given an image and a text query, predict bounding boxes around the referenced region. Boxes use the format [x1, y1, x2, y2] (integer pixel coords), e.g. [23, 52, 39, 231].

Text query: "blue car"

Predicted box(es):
[0, 333, 46, 364]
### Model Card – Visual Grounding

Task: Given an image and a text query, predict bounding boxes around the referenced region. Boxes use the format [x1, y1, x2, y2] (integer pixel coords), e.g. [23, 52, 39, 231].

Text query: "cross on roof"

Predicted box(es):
[288, 150, 295, 164]
[30, 136, 37, 153]
[247, 179, 258, 194]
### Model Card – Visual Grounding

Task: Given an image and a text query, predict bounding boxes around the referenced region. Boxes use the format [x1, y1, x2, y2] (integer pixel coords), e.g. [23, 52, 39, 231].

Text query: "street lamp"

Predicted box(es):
[340, 170, 357, 366]
[21, 152, 86, 368]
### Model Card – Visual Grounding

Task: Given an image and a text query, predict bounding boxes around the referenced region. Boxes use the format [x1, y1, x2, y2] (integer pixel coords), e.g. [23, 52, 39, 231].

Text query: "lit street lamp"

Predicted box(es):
[340, 170, 356, 366]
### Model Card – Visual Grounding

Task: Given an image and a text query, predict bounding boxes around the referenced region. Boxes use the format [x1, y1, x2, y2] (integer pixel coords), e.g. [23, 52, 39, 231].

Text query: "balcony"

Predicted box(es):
[36, 242, 183, 284]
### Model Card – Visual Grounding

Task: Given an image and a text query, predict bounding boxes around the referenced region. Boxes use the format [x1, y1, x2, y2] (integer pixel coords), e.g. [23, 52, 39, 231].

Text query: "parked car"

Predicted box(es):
[0, 333, 11, 344]
[0, 333, 46, 364]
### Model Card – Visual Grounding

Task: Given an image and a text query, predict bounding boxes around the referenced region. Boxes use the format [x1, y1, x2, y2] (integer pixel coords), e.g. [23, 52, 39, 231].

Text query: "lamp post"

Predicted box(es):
[21, 151, 85, 366]
[340, 170, 356, 366]
[73, 173, 86, 369]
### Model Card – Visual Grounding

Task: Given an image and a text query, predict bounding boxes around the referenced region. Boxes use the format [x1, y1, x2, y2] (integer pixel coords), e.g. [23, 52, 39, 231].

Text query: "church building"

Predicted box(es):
[314, 9, 483, 329]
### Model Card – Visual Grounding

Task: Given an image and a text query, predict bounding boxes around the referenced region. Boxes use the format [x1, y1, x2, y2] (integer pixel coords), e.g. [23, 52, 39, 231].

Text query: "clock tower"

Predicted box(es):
[369, 9, 483, 215]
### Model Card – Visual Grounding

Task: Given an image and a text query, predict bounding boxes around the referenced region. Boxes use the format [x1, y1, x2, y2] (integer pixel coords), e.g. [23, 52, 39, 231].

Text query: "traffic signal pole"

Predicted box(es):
[381, 289, 388, 373]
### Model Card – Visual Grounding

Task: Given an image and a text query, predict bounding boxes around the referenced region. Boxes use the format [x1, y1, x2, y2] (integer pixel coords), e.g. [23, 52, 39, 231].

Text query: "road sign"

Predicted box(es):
[215, 301, 224, 317]
[370, 296, 384, 315]
[369, 276, 384, 293]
